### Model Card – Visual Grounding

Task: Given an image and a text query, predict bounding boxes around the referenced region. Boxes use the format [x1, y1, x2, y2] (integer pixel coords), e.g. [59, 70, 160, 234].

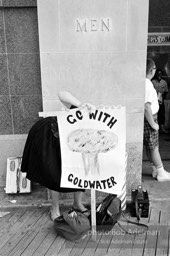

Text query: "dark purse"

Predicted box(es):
[91, 194, 121, 230]
[93, 193, 148, 234]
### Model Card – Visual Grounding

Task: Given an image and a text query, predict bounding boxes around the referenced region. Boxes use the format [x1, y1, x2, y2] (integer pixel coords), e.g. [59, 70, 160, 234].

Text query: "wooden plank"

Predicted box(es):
[6, 209, 50, 256]
[19, 228, 51, 256]
[0, 207, 43, 247]
[45, 235, 65, 256]
[155, 211, 170, 256]
[7, 229, 39, 256]
[23, 231, 50, 256]
[91, 189, 96, 241]
[107, 224, 125, 255]
[0, 208, 16, 230]
[107, 212, 132, 255]
[17, 221, 55, 256]
[69, 235, 91, 256]
[0, 207, 27, 248]
[118, 221, 136, 256]
[94, 231, 113, 256]
[0, 207, 29, 238]
[39, 111, 58, 117]
[142, 207, 160, 256]
[0, 207, 48, 255]
[132, 218, 148, 256]
[31, 228, 57, 256]
[80, 232, 103, 256]
[131, 209, 150, 256]
[56, 240, 75, 256]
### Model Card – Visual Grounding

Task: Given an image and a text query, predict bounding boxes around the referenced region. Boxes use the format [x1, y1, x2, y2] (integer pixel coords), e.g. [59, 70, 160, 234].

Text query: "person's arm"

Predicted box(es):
[158, 92, 163, 104]
[144, 102, 159, 131]
[58, 91, 81, 108]
[58, 91, 96, 112]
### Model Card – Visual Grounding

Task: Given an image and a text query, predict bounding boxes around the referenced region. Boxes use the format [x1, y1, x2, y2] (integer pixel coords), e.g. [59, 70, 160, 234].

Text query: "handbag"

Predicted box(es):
[93, 194, 121, 231]
[54, 209, 90, 241]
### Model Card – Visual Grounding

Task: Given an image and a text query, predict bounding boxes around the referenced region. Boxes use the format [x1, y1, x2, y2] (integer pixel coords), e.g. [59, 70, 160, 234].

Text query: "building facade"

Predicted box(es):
[0, 0, 169, 198]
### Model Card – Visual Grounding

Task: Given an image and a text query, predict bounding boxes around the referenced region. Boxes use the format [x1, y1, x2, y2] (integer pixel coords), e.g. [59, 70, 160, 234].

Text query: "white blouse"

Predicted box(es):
[145, 78, 159, 115]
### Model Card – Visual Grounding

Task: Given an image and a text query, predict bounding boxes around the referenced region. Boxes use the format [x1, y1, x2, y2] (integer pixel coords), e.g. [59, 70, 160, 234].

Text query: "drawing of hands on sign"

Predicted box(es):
[67, 129, 118, 176]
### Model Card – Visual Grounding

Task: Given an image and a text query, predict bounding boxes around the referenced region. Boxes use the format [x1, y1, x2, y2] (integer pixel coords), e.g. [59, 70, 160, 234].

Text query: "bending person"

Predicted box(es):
[21, 91, 94, 220]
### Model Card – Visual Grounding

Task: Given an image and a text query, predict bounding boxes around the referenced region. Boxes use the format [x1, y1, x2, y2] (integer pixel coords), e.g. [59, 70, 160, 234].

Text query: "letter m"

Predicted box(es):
[76, 19, 87, 32]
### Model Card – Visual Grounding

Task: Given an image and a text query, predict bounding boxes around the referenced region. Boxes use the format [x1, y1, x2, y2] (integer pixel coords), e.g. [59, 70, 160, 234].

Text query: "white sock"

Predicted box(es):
[151, 163, 157, 172]
[156, 165, 164, 173]
[151, 163, 156, 170]
[151, 163, 157, 178]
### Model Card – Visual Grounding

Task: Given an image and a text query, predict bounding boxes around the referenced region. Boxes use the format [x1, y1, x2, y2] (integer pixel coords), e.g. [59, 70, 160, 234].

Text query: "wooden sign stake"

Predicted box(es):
[91, 189, 97, 241]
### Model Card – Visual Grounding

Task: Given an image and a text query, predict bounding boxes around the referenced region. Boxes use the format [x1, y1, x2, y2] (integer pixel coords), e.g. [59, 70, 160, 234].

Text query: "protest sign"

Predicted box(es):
[57, 106, 126, 195]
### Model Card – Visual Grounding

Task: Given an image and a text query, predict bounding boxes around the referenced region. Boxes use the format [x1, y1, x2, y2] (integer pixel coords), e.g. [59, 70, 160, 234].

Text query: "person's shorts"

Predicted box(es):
[143, 116, 159, 150]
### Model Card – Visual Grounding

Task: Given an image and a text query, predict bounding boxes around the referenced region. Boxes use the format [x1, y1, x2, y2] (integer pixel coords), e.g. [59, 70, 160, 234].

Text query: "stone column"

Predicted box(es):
[37, 0, 149, 193]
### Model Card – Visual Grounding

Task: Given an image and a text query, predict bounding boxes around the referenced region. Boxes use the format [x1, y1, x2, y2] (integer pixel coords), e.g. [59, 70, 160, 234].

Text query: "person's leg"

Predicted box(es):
[144, 119, 158, 177]
[72, 191, 87, 212]
[50, 190, 60, 220]
[150, 146, 162, 167]
[145, 148, 157, 178]
[150, 146, 170, 181]
[144, 117, 170, 180]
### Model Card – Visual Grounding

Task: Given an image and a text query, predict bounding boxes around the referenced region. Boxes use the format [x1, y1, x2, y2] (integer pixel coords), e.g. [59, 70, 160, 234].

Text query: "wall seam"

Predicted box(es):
[2, 7, 15, 134]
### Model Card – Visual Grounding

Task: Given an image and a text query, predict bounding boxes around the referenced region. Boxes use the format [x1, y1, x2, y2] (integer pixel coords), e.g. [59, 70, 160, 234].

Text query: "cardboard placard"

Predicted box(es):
[5, 157, 31, 194]
[57, 106, 126, 195]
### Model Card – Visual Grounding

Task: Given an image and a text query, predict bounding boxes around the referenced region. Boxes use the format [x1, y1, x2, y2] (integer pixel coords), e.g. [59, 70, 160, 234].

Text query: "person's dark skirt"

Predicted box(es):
[21, 116, 84, 192]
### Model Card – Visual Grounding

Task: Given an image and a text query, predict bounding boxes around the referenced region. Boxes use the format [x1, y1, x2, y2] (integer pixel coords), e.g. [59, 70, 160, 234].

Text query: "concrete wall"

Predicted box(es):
[0, 1, 42, 188]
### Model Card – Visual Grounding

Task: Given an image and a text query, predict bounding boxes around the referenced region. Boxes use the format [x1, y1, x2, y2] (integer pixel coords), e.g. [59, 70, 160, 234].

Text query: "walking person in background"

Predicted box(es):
[152, 68, 168, 133]
[144, 58, 170, 181]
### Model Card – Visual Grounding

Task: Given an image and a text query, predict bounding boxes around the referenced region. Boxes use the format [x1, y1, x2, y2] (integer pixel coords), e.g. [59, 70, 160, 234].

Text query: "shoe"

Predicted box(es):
[72, 206, 89, 213]
[157, 170, 170, 181]
[152, 169, 157, 179]
[50, 208, 61, 221]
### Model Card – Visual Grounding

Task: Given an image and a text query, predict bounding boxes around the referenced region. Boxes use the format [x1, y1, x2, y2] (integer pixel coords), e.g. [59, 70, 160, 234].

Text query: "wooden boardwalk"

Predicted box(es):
[0, 205, 170, 256]
[0, 133, 169, 256]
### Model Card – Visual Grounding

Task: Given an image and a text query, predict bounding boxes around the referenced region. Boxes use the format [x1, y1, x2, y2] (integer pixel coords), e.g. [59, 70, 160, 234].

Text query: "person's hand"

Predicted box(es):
[152, 122, 159, 131]
[158, 92, 162, 103]
[80, 103, 96, 113]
